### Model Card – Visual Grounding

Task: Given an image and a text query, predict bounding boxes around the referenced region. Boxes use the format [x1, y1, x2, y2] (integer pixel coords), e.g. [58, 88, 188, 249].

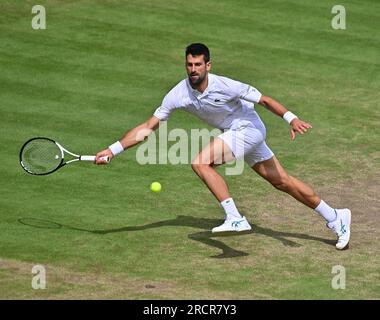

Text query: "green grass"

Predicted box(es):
[1, 0, 379, 299]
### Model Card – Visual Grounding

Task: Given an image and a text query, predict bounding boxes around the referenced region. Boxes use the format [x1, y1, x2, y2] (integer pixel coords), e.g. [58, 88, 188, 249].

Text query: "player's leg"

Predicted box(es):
[252, 156, 320, 209]
[191, 137, 233, 202]
[250, 154, 351, 249]
[191, 137, 251, 232]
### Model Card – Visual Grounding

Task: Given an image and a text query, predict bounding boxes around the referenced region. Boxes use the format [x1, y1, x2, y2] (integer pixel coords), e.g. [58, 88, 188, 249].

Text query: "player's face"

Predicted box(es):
[186, 54, 211, 85]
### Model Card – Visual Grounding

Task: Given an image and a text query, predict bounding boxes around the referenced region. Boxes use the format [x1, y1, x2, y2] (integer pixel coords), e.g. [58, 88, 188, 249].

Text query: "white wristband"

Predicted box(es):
[283, 111, 298, 124]
[108, 141, 124, 156]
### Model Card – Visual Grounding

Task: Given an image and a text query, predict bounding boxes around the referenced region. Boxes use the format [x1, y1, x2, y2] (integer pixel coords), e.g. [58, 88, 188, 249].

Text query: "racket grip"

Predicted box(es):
[100, 156, 110, 163]
[80, 155, 110, 163]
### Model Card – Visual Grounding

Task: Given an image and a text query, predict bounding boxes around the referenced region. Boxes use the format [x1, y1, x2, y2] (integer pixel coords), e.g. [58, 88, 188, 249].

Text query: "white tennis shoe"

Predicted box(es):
[327, 208, 351, 250]
[212, 216, 252, 233]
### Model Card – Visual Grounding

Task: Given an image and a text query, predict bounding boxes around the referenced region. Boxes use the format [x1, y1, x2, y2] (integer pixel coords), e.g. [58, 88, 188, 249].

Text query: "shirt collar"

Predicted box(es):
[187, 73, 214, 97]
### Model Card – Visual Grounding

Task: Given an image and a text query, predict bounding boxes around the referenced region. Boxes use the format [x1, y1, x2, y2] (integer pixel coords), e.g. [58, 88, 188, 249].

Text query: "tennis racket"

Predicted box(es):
[19, 137, 109, 175]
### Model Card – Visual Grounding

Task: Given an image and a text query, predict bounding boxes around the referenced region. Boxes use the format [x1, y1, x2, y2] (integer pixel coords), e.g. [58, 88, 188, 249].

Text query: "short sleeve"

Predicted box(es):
[220, 76, 262, 104]
[239, 85, 262, 104]
[153, 90, 177, 121]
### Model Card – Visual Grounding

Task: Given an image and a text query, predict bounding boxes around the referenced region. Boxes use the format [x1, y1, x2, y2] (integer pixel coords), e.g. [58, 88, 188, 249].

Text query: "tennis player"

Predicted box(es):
[96, 43, 351, 250]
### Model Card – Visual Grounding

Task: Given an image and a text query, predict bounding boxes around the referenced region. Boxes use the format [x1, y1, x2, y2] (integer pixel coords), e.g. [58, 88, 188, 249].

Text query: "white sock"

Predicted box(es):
[314, 200, 337, 222]
[220, 198, 242, 220]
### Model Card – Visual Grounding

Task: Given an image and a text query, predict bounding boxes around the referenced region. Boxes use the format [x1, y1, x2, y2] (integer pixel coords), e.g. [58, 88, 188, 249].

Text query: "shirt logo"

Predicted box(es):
[214, 99, 221, 102]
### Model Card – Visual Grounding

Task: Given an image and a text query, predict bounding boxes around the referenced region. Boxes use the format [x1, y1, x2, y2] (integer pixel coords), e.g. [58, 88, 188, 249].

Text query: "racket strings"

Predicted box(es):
[20, 139, 62, 174]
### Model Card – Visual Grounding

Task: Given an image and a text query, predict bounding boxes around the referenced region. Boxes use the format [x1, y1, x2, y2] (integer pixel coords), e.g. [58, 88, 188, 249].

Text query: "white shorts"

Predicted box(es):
[218, 119, 274, 167]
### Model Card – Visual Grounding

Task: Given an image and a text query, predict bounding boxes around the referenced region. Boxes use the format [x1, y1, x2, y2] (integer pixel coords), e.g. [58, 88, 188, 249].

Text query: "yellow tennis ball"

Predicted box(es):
[150, 182, 161, 193]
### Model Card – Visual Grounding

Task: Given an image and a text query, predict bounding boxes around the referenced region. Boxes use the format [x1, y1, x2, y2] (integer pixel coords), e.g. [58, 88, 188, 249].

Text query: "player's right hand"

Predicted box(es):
[95, 149, 113, 164]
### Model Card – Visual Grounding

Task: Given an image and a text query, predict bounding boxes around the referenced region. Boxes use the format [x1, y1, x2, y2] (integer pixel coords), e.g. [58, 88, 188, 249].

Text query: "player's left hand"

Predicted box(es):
[290, 119, 312, 141]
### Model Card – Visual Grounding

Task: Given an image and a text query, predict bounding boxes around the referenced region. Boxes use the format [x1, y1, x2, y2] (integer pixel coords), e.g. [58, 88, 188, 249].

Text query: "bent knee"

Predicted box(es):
[191, 161, 210, 173]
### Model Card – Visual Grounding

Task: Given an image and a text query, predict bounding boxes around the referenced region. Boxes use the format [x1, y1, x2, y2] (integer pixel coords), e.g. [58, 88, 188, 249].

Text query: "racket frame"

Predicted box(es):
[20, 137, 103, 175]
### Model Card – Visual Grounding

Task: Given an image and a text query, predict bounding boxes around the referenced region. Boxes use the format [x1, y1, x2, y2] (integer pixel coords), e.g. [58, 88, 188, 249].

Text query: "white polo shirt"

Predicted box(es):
[153, 73, 264, 130]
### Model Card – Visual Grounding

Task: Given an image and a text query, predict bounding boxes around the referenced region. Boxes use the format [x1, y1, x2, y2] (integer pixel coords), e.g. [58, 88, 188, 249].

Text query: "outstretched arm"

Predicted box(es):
[95, 116, 160, 164]
[258, 95, 312, 141]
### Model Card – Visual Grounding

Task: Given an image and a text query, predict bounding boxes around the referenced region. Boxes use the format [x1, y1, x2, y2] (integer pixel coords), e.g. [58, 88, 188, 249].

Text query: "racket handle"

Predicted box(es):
[80, 155, 110, 163]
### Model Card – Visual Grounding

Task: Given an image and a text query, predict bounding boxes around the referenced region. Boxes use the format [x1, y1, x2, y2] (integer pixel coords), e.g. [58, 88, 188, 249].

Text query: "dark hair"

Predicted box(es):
[185, 43, 210, 63]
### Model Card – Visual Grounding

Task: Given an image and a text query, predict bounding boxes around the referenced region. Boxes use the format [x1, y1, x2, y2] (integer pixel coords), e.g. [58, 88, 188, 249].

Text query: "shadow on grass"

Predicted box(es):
[18, 215, 335, 259]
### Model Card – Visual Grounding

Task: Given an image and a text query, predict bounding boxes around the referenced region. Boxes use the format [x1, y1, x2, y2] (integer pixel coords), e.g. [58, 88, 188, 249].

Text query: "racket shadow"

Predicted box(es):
[18, 216, 335, 258]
